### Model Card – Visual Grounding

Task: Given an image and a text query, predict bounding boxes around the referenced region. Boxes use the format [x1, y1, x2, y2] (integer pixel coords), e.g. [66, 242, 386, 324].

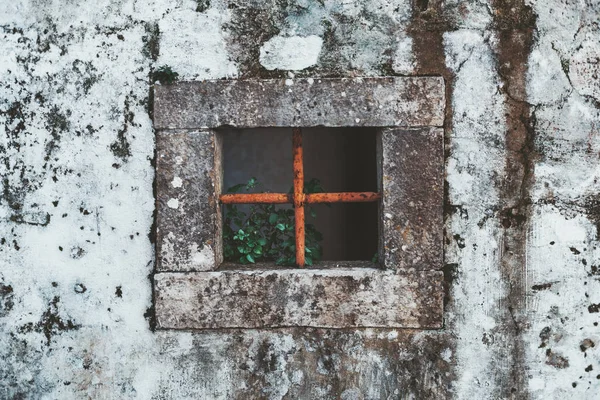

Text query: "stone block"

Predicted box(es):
[155, 268, 444, 329]
[379, 127, 444, 271]
[153, 77, 445, 129]
[156, 129, 222, 271]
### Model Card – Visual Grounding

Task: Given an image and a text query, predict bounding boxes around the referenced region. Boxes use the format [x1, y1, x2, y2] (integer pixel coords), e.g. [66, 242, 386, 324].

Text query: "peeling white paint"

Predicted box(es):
[158, 9, 238, 80]
[444, 28, 510, 399]
[259, 35, 323, 71]
[392, 36, 415, 75]
[189, 243, 215, 268]
[171, 177, 183, 188]
[166, 198, 179, 209]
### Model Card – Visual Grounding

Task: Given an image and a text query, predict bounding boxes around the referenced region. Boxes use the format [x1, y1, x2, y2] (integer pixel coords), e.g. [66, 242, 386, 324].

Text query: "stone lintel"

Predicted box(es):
[155, 269, 443, 329]
[153, 77, 445, 130]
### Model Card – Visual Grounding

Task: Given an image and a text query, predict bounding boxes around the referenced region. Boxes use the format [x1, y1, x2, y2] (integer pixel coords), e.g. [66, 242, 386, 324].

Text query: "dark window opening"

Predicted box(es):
[220, 127, 379, 266]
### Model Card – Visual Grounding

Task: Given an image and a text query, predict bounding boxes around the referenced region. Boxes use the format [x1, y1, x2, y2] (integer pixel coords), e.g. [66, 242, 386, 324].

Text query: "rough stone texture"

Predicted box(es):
[1, 0, 600, 398]
[154, 80, 445, 328]
[156, 129, 222, 272]
[153, 77, 445, 129]
[380, 127, 444, 271]
[156, 269, 443, 329]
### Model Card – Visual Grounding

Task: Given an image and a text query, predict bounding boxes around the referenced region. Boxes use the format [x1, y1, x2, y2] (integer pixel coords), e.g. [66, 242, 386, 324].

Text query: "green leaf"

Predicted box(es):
[371, 252, 379, 263]
[237, 246, 250, 254]
[276, 223, 285, 231]
[269, 213, 278, 224]
[253, 246, 262, 255]
[246, 254, 255, 263]
[257, 238, 267, 246]
[227, 183, 245, 193]
[245, 177, 257, 190]
[305, 256, 313, 266]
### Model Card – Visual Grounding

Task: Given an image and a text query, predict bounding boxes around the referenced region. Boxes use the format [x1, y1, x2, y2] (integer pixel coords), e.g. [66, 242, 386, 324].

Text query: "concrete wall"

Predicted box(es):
[1, 0, 599, 398]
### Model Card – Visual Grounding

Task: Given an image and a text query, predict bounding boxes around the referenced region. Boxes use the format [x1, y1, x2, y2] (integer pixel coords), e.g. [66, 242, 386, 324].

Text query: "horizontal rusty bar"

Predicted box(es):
[305, 192, 381, 203]
[220, 192, 382, 204]
[220, 193, 292, 204]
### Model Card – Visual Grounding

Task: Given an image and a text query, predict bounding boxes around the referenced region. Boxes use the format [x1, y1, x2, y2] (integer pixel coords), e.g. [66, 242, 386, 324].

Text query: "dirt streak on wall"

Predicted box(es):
[492, 0, 537, 397]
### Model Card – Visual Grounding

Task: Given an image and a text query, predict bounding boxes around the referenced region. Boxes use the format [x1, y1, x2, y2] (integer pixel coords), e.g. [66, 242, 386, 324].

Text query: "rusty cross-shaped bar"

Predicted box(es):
[219, 128, 381, 267]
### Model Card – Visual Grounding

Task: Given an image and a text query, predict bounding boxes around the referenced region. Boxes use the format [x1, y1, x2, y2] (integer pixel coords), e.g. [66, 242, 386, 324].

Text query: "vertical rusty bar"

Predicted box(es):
[293, 128, 305, 267]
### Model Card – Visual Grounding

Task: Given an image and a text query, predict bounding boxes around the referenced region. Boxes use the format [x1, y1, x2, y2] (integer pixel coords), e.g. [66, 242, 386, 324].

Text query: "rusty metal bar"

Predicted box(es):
[305, 192, 381, 203]
[292, 128, 305, 267]
[219, 193, 292, 204]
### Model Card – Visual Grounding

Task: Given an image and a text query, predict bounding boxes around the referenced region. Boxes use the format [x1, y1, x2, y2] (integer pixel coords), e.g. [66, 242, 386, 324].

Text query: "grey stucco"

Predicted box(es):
[1, 0, 600, 399]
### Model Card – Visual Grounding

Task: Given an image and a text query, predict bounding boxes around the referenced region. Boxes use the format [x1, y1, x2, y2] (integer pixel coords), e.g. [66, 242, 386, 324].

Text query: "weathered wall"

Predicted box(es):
[0, 0, 599, 398]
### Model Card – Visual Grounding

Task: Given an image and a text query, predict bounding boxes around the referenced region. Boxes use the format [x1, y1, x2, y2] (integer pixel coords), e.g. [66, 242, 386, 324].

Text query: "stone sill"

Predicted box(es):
[155, 268, 443, 330]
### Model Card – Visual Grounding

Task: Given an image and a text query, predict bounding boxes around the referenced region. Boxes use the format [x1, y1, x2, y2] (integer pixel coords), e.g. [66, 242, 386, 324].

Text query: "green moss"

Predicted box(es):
[152, 65, 179, 84]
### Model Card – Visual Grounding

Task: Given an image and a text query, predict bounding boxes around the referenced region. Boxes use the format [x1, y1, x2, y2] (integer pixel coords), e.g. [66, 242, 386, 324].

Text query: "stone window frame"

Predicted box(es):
[153, 77, 445, 330]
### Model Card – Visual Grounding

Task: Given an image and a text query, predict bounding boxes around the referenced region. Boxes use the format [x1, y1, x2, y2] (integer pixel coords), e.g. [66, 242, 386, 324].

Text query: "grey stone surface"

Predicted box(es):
[155, 268, 443, 329]
[380, 127, 444, 271]
[153, 77, 445, 129]
[156, 129, 222, 271]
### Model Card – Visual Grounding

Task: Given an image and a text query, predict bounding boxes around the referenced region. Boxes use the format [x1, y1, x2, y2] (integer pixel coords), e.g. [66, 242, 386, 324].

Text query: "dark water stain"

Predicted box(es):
[17, 296, 80, 346]
[545, 349, 570, 369]
[0, 281, 14, 317]
[491, 0, 537, 397]
[196, 0, 210, 12]
[532, 282, 553, 291]
[110, 96, 134, 161]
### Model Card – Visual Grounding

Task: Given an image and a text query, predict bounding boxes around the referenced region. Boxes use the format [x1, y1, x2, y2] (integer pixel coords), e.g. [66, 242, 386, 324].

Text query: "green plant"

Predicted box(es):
[223, 178, 325, 266]
[152, 65, 179, 84]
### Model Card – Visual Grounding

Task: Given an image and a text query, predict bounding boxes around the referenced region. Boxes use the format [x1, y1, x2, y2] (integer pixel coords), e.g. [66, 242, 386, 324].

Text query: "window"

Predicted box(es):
[221, 127, 379, 264]
[153, 77, 445, 329]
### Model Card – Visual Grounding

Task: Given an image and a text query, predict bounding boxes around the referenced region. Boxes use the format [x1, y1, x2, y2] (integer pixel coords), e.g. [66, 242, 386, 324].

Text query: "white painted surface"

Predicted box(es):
[259, 35, 323, 71]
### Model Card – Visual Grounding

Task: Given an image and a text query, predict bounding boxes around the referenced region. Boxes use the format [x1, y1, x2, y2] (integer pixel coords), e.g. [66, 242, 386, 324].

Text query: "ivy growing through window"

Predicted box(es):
[222, 178, 325, 266]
